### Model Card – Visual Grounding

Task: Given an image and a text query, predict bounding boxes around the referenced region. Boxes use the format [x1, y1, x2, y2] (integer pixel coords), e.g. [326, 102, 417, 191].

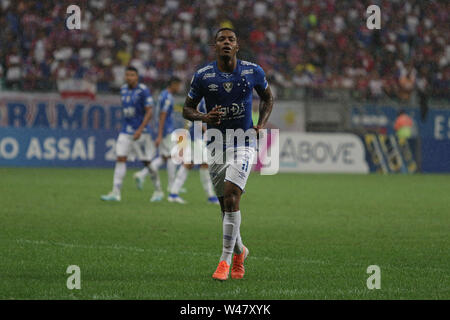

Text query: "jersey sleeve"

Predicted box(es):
[254, 65, 269, 92]
[143, 88, 154, 107]
[188, 72, 204, 101]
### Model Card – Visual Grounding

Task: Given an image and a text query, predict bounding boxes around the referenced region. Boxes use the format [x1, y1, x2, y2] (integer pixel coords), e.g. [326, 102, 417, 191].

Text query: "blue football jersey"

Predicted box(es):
[188, 98, 207, 140]
[188, 59, 268, 134]
[157, 89, 175, 137]
[120, 83, 154, 134]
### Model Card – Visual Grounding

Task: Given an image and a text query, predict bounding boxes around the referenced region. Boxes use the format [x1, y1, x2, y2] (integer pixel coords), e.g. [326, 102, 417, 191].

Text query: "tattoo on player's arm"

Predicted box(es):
[183, 96, 204, 121]
[256, 86, 274, 128]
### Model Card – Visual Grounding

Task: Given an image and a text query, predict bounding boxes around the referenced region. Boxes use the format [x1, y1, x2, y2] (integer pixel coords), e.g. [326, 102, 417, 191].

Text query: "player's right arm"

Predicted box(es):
[155, 111, 167, 147]
[183, 97, 223, 125]
[183, 72, 223, 125]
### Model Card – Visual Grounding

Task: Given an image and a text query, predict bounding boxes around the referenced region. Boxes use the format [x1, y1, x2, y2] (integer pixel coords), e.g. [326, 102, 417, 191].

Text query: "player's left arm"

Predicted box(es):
[183, 73, 223, 125]
[254, 66, 274, 133]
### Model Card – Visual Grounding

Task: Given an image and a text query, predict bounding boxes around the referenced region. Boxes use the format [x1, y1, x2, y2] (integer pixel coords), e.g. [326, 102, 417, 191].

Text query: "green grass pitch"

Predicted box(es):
[0, 167, 448, 299]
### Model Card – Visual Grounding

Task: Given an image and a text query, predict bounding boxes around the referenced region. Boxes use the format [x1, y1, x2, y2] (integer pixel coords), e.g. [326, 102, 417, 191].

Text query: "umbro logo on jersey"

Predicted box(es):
[208, 84, 218, 91]
[223, 82, 233, 93]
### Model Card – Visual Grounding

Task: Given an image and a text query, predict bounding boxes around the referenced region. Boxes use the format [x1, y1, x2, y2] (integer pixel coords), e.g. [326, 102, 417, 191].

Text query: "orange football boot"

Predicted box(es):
[231, 246, 249, 279]
[212, 260, 230, 281]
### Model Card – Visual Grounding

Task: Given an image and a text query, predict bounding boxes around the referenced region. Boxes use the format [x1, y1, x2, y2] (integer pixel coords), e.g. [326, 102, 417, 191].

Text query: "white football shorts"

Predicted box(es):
[115, 132, 155, 161]
[207, 146, 255, 197]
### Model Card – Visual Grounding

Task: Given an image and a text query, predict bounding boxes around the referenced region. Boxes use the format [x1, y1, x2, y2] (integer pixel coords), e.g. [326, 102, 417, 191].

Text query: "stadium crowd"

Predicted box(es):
[0, 0, 448, 100]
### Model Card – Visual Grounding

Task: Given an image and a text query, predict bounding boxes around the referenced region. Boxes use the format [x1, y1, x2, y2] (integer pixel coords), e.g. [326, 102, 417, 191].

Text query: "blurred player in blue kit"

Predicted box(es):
[101, 66, 160, 201]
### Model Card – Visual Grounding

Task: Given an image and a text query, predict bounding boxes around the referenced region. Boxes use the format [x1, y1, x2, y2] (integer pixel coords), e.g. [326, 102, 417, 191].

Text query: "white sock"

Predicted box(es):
[170, 166, 189, 194]
[234, 227, 244, 254]
[199, 167, 215, 197]
[221, 211, 243, 255]
[136, 167, 149, 179]
[166, 158, 177, 191]
[220, 211, 241, 265]
[148, 164, 162, 192]
[113, 162, 127, 194]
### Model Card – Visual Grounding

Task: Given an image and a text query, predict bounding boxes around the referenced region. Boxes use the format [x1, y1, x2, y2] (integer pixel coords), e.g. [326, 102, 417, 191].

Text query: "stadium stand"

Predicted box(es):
[0, 0, 448, 101]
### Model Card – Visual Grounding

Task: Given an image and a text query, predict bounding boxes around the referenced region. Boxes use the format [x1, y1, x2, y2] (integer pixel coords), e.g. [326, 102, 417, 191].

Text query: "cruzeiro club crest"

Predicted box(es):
[223, 82, 233, 93]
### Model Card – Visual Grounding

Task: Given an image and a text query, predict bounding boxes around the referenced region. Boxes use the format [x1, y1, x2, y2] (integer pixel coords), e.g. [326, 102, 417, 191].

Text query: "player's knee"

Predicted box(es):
[223, 195, 234, 211]
[223, 190, 240, 212]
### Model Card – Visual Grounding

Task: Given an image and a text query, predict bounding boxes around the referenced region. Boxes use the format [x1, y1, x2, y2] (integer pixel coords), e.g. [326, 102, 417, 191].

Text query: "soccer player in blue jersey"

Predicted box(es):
[182, 28, 274, 280]
[101, 66, 160, 201]
[134, 77, 183, 202]
[168, 99, 220, 205]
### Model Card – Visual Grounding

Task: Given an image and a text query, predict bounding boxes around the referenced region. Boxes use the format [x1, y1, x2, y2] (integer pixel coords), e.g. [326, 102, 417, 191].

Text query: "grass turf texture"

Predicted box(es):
[0, 167, 448, 299]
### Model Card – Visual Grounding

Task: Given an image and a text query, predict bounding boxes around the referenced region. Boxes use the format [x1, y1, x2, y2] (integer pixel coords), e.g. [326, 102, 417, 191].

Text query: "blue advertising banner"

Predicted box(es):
[419, 109, 450, 173]
[421, 138, 450, 173]
[0, 127, 120, 167]
[0, 91, 185, 132]
[0, 92, 185, 168]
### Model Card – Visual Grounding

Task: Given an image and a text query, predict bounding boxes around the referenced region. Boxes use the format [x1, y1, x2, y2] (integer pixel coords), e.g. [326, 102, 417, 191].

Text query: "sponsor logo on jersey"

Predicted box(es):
[229, 103, 244, 116]
[223, 82, 233, 93]
[217, 103, 245, 118]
